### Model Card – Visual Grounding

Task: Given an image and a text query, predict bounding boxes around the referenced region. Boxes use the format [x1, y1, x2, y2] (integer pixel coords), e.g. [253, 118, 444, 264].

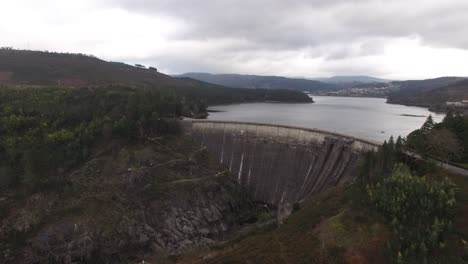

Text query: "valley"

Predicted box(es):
[0, 49, 466, 264]
[179, 72, 468, 112]
[2, 0, 468, 263]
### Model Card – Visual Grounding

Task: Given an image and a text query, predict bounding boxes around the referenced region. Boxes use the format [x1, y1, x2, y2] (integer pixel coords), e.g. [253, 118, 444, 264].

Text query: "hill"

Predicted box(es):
[0, 49, 312, 106]
[176, 72, 336, 92]
[172, 77, 313, 105]
[387, 77, 468, 110]
[0, 48, 177, 87]
[390, 77, 465, 94]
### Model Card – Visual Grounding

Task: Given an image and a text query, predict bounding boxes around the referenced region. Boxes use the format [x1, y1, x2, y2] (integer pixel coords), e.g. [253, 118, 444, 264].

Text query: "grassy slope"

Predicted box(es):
[178, 169, 468, 264]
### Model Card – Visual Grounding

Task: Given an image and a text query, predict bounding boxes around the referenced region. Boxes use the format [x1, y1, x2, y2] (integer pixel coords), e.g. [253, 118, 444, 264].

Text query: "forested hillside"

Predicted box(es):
[407, 113, 468, 166]
[387, 77, 468, 110]
[0, 49, 172, 87]
[0, 85, 256, 263]
[0, 49, 312, 107]
[0, 86, 181, 190]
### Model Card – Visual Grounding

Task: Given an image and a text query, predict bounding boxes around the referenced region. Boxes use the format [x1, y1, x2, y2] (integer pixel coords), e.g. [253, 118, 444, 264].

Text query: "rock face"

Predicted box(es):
[183, 120, 379, 221]
[0, 139, 253, 263]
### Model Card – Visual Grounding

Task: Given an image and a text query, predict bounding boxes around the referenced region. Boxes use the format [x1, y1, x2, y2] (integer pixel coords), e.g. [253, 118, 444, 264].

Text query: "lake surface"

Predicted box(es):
[207, 96, 445, 142]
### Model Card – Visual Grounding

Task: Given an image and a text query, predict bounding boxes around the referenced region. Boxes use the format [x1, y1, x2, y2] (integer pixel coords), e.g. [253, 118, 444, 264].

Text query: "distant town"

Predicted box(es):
[446, 100, 468, 107]
[315, 84, 398, 98]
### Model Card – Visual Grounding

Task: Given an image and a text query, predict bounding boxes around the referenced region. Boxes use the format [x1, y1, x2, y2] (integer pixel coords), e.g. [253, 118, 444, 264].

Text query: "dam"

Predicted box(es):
[181, 120, 380, 220]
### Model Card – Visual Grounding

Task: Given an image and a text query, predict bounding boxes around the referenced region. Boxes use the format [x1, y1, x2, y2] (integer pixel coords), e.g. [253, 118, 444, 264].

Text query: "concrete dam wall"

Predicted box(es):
[181, 120, 380, 218]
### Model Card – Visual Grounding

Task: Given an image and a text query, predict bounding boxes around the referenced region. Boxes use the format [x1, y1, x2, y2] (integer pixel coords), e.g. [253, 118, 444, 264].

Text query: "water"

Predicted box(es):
[207, 96, 445, 143]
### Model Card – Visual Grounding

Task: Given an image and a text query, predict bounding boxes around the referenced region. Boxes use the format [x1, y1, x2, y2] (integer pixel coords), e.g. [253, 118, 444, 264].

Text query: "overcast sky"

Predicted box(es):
[2, 0, 468, 79]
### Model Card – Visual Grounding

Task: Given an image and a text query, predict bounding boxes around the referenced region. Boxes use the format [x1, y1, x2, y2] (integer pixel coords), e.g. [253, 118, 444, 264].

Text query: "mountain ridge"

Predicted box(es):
[312, 75, 391, 84]
[176, 72, 336, 92]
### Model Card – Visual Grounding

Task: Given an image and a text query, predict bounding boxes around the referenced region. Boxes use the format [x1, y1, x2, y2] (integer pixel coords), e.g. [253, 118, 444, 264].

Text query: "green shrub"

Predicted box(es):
[367, 163, 456, 262]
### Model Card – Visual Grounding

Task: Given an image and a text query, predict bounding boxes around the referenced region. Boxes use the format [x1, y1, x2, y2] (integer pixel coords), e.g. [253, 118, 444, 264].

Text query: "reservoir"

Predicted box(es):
[207, 96, 445, 142]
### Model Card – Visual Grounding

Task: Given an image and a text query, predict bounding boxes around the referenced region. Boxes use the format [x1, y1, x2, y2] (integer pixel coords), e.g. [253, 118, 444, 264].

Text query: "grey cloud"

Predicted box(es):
[320, 60, 386, 77]
[111, 0, 367, 49]
[323, 39, 387, 61]
[3, 0, 468, 78]
[98, 0, 468, 77]
[337, 1, 468, 49]
[111, 0, 468, 51]
[135, 55, 230, 74]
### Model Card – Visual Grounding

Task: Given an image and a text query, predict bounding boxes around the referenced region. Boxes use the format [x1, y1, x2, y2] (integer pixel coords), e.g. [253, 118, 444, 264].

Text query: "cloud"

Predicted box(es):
[111, 0, 468, 49]
[1, 0, 468, 79]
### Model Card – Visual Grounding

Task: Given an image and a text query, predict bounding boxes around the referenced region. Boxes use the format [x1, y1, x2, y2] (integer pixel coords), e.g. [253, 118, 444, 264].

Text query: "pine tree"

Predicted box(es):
[395, 136, 403, 152]
[421, 115, 434, 135]
[388, 136, 395, 151]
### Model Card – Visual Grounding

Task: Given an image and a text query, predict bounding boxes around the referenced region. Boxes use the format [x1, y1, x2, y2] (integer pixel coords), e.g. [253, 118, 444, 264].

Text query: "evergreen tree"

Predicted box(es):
[388, 136, 395, 150]
[367, 164, 456, 262]
[421, 115, 434, 135]
[395, 136, 404, 152]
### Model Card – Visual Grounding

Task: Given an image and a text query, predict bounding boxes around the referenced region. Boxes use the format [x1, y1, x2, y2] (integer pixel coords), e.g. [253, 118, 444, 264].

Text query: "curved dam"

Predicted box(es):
[181, 120, 380, 219]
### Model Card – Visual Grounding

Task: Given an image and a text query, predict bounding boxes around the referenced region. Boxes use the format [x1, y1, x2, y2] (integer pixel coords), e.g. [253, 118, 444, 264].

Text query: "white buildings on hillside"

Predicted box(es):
[446, 101, 468, 107]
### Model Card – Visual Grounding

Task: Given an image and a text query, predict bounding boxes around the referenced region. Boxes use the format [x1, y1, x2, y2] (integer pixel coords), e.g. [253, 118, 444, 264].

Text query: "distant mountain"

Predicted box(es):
[313, 75, 391, 84]
[176, 72, 336, 92]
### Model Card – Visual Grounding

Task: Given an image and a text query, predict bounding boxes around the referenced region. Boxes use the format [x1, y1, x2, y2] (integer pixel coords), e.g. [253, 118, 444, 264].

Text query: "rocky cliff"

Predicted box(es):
[0, 137, 253, 263]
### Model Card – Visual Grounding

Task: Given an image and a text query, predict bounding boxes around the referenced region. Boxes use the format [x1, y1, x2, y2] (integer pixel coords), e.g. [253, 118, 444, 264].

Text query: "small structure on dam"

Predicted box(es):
[181, 120, 380, 221]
